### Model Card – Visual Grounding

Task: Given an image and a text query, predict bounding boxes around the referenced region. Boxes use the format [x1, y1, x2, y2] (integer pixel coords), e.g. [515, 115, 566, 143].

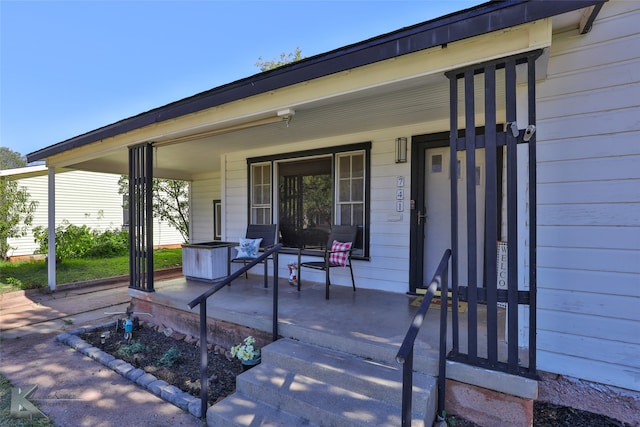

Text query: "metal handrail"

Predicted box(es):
[187, 243, 282, 418]
[396, 249, 451, 426]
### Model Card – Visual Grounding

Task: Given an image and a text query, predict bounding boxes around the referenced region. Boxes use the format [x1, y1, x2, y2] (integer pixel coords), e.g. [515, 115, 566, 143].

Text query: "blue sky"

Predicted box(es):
[1, 1, 482, 159]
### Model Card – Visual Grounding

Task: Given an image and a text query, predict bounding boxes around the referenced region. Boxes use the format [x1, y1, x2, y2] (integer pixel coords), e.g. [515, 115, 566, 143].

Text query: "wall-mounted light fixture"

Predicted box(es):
[523, 124, 536, 142]
[277, 108, 295, 127]
[395, 137, 408, 163]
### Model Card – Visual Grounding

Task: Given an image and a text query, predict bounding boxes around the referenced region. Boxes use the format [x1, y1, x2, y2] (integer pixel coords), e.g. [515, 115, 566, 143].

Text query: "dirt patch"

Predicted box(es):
[446, 402, 631, 426]
[81, 323, 632, 426]
[537, 370, 639, 426]
[81, 322, 243, 406]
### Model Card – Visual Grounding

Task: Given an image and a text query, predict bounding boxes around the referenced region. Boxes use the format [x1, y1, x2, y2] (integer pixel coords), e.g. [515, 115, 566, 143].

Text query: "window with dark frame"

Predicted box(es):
[213, 199, 222, 240]
[250, 163, 272, 224]
[248, 143, 370, 258]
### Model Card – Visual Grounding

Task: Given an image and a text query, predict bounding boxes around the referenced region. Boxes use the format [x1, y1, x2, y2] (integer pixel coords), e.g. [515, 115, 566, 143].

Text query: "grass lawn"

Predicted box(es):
[0, 248, 182, 294]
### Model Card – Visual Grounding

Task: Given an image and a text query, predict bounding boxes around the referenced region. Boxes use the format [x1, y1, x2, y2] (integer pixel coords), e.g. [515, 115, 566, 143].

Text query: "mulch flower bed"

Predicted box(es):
[81, 322, 242, 406]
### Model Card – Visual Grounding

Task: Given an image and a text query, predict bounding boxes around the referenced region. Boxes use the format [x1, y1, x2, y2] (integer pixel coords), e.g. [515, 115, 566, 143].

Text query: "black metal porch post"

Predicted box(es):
[128, 143, 154, 292]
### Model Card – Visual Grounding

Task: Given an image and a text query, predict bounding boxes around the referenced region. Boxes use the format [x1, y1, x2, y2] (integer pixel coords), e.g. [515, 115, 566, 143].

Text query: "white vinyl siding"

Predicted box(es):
[190, 176, 221, 243]
[535, 0, 640, 391]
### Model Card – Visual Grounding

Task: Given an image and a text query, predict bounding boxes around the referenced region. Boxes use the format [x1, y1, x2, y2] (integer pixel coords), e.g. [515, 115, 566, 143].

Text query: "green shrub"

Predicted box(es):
[4, 277, 26, 290]
[33, 221, 128, 261]
[116, 340, 151, 357]
[157, 346, 181, 367]
[85, 228, 128, 257]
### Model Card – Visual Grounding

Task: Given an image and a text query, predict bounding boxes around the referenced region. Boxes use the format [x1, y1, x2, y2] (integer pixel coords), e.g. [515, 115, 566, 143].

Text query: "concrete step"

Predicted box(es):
[209, 393, 320, 427]
[278, 321, 440, 376]
[207, 338, 435, 427]
[237, 363, 408, 427]
[261, 338, 436, 414]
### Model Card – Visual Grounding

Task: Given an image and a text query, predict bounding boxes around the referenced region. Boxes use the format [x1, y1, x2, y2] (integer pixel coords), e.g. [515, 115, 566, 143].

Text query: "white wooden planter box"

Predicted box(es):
[182, 242, 235, 282]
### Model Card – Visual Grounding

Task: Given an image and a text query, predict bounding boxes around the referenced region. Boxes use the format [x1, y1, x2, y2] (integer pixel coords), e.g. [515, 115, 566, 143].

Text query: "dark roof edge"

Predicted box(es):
[27, 0, 607, 163]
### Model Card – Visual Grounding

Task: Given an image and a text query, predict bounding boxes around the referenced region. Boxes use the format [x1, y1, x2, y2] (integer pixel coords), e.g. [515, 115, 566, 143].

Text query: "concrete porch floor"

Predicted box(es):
[129, 274, 537, 401]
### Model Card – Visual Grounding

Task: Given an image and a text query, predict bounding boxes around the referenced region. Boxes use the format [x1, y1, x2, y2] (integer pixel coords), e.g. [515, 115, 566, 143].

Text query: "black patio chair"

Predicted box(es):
[229, 224, 277, 288]
[297, 225, 357, 299]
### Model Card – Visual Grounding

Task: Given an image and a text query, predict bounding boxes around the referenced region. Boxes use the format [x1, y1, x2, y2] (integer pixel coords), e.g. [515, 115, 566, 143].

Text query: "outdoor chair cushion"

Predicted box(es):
[329, 240, 352, 266]
[234, 238, 262, 258]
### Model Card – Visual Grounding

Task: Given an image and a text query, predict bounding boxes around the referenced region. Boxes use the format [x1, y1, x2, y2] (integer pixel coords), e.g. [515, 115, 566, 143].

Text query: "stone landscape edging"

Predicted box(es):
[55, 321, 204, 419]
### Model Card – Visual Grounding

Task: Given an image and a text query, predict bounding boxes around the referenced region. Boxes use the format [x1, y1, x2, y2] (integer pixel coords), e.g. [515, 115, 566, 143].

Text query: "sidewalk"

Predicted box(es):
[0, 274, 205, 427]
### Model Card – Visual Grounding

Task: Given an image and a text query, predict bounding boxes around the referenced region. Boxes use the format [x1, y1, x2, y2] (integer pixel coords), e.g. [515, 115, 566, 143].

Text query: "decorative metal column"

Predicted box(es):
[445, 49, 540, 377]
[128, 143, 154, 292]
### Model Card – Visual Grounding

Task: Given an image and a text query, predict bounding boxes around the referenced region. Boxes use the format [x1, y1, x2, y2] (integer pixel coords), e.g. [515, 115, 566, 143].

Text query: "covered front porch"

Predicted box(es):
[129, 272, 536, 411]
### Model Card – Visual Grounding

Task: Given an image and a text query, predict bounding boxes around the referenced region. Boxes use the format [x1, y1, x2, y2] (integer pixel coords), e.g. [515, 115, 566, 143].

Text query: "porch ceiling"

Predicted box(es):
[65, 72, 450, 181]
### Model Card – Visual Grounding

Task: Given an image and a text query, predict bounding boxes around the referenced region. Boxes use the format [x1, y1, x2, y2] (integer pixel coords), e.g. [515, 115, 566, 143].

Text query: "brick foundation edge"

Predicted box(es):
[130, 296, 272, 353]
[445, 378, 533, 427]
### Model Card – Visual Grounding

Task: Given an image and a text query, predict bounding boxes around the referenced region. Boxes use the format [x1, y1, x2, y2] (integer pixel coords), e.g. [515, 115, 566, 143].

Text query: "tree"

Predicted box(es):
[302, 175, 332, 227]
[0, 147, 27, 170]
[255, 47, 305, 71]
[118, 176, 190, 243]
[0, 177, 38, 260]
[0, 149, 37, 259]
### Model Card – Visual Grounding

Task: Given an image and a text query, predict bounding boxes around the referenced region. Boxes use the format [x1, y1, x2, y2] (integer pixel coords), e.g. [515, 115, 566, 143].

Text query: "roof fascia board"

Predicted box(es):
[27, 0, 607, 163]
[0, 165, 76, 179]
[0, 165, 48, 178]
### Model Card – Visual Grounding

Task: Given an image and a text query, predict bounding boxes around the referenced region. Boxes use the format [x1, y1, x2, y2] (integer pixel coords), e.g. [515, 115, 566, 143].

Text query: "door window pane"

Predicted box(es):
[431, 154, 443, 173]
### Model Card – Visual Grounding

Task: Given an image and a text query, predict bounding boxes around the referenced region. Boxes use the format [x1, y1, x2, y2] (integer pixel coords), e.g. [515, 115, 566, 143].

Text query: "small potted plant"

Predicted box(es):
[230, 336, 261, 370]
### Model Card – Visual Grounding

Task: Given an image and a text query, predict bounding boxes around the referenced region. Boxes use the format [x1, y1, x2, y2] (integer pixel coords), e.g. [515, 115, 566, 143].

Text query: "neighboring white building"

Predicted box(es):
[2, 166, 184, 258]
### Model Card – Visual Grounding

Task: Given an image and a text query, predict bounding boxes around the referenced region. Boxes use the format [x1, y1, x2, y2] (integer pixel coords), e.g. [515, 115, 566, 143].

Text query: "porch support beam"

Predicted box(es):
[464, 69, 478, 363]
[449, 70, 460, 354]
[504, 59, 520, 373]
[128, 143, 155, 292]
[484, 64, 499, 364]
[47, 167, 56, 291]
[527, 53, 538, 374]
